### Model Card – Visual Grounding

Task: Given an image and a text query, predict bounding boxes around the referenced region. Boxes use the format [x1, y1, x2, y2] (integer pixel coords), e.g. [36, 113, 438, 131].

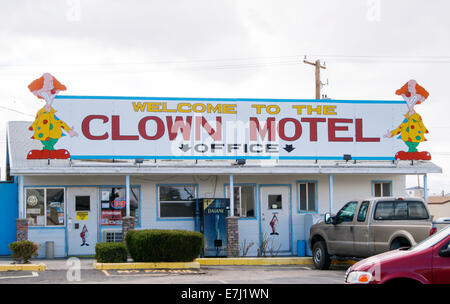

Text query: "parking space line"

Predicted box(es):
[0, 271, 39, 280]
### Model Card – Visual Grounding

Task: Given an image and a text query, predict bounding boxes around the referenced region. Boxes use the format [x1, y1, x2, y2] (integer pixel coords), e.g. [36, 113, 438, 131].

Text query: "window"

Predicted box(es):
[357, 201, 370, 222]
[159, 185, 196, 218]
[268, 195, 282, 210]
[26, 188, 65, 226]
[373, 181, 391, 197]
[76, 196, 90, 211]
[374, 200, 429, 220]
[298, 182, 316, 212]
[100, 187, 140, 225]
[225, 185, 255, 218]
[336, 201, 358, 223]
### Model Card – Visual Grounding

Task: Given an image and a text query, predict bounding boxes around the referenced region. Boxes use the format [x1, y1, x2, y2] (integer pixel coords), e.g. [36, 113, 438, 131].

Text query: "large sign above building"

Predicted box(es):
[24, 74, 431, 161]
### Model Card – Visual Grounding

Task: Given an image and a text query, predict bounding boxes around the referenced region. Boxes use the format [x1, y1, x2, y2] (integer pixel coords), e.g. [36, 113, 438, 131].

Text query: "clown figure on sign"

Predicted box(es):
[384, 79, 431, 160]
[27, 73, 78, 159]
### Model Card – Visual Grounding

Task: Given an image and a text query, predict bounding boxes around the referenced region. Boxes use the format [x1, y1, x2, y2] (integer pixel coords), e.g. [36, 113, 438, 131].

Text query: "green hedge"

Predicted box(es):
[95, 242, 128, 263]
[9, 240, 39, 264]
[126, 229, 204, 262]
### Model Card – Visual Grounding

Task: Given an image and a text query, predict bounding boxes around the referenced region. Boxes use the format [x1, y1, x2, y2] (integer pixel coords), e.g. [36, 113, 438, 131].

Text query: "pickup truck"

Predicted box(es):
[309, 197, 434, 270]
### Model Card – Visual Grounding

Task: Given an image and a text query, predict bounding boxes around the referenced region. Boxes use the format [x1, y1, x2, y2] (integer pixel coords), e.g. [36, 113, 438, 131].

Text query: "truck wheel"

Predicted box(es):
[312, 240, 331, 270]
[390, 238, 411, 250]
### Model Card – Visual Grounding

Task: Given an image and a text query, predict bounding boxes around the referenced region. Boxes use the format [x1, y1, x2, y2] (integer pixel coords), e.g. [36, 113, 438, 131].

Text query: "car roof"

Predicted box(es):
[360, 197, 425, 203]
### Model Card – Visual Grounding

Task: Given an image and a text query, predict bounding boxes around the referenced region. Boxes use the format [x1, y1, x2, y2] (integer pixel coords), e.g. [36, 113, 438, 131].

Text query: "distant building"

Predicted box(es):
[427, 196, 450, 220]
[406, 186, 427, 199]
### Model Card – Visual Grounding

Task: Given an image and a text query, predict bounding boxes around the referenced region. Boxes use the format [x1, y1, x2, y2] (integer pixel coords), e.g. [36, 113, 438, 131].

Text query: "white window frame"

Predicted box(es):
[372, 181, 392, 197]
[225, 184, 256, 218]
[25, 187, 65, 227]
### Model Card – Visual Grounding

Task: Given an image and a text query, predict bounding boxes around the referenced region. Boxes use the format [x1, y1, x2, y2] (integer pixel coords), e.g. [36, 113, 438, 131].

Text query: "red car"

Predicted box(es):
[345, 226, 450, 284]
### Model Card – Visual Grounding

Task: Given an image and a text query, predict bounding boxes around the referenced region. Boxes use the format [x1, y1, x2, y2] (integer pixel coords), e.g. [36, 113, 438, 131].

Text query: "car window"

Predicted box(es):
[374, 200, 429, 220]
[374, 202, 394, 220]
[357, 201, 370, 222]
[336, 201, 358, 223]
[409, 226, 450, 252]
[408, 202, 429, 219]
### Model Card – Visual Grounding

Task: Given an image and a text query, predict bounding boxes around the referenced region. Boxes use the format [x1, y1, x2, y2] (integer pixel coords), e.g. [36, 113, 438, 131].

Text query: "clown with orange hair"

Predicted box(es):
[384, 79, 431, 160]
[27, 73, 78, 159]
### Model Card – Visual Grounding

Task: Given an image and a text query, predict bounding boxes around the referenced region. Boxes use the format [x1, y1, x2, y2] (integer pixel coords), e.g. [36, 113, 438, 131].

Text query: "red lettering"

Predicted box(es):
[138, 116, 165, 140]
[166, 116, 192, 141]
[278, 118, 302, 141]
[355, 119, 380, 142]
[301, 118, 326, 141]
[81, 115, 109, 140]
[195, 116, 222, 141]
[249, 117, 276, 141]
[111, 115, 139, 140]
[328, 118, 353, 142]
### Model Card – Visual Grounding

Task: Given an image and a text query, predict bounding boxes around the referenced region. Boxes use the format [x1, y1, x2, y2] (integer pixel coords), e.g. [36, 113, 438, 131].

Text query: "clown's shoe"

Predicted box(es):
[27, 149, 50, 159]
[48, 149, 71, 159]
[395, 151, 431, 161]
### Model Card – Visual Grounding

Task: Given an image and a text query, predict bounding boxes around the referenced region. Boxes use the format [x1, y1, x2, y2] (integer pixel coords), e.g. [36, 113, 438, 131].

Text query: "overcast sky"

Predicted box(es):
[1, 0, 449, 194]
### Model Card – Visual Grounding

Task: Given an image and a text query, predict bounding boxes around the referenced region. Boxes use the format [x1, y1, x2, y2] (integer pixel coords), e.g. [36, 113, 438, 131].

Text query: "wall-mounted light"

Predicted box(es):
[135, 158, 144, 165]
[343, 154, 352, 162]
[234, 159, 246, 166]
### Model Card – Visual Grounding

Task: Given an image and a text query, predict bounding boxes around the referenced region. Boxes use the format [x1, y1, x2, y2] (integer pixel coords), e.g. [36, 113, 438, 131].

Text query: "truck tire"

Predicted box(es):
[312, 240, 331, 270]
[390, 238, 411, 250]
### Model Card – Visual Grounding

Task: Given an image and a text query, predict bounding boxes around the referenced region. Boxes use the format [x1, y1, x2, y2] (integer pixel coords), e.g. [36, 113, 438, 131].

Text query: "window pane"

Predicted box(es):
[408, 202, 429, 219]
[374, 183, 381, 197]
[159, 185, 196, 218]
[46, 189, 64, 226]
[336, 201, 358, 222]
[26, 189, 45, 226]
[299, 183, 307, 211]
[357, 201, 370, 222]
[160, 202, 195, 217]
[100, 187, 140, 225]
[268, 194, 282, 209]
[394, 202, 408, 218]
[76, 196, 90, 211]
[382, 183, 391, 196]
[307, 183, 316, 211]
[374, 202, 394, 220]
[160, 186, 195, 201]
[241, 186, 255, 217]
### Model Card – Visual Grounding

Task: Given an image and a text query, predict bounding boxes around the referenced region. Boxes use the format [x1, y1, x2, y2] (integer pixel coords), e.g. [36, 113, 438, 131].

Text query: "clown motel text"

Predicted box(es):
[81, 115, 379, 143]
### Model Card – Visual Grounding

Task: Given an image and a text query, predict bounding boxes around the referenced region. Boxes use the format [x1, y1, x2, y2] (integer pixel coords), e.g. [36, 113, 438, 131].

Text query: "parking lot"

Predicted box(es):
[0, 263, 348, 284]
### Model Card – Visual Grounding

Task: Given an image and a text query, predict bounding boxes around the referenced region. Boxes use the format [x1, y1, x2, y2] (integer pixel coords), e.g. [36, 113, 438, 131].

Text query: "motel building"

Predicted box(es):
[6, 89, 442, 258]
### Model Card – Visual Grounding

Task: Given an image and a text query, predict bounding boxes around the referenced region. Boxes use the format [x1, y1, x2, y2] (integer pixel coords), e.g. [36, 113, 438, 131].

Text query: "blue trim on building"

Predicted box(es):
[55, 95, 405, 104]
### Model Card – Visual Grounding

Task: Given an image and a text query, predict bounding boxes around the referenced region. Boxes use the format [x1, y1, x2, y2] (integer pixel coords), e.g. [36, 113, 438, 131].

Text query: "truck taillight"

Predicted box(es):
[430, 227, 437, 235]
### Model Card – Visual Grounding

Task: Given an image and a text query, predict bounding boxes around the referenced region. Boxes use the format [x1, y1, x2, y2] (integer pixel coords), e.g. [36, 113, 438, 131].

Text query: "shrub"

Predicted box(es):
[9, 240, 39, 264]
[95, 242, 128, 263]
[126, 229, 204, 262]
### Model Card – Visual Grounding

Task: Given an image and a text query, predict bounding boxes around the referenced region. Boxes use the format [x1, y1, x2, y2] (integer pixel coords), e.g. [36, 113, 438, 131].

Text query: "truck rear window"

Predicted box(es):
[374, 201, 429, 220]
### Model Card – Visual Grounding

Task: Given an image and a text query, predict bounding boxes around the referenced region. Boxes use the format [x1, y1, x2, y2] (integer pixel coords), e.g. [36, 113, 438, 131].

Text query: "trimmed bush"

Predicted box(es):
[9, 240, 39, 264]
[95, 242, 128, 263]
[126, 229, 204, 262]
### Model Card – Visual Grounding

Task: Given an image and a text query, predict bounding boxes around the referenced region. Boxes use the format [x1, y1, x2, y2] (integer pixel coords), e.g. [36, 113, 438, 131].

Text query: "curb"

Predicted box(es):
[195, 257, 356, 266]
[0, 264, 46, 271]
[94, 261, 201, 270]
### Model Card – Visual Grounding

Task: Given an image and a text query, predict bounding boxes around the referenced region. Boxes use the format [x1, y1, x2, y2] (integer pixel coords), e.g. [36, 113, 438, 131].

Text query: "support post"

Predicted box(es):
[329, 174, 334, 212]
[423, 174, 428, 203]
[125, 175, 130, 217]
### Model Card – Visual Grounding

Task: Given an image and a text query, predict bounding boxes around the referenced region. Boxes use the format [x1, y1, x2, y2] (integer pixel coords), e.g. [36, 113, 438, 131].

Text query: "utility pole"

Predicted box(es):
[304, 59, 326, 99]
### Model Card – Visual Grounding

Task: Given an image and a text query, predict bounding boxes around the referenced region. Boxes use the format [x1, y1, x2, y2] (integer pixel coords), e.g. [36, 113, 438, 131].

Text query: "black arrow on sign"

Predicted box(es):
[179, 144, 191, 152]
[283, 144, 295, 153]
